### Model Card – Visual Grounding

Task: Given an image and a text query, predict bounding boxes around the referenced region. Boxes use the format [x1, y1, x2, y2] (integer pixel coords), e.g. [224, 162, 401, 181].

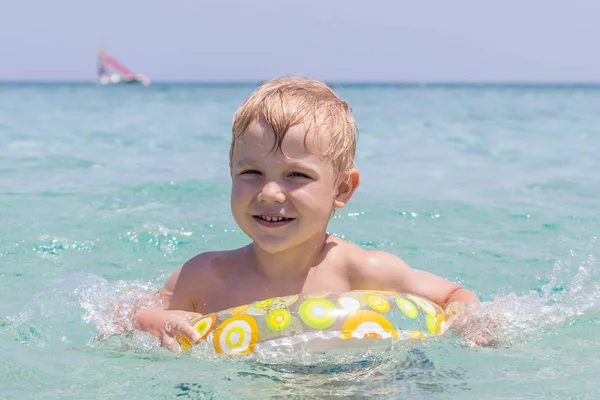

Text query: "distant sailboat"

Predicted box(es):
[97, 49, 151, 86]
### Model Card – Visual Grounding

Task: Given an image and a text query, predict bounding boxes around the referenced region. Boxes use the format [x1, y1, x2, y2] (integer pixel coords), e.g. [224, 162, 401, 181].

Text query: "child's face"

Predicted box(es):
[230, 119, 341, 253]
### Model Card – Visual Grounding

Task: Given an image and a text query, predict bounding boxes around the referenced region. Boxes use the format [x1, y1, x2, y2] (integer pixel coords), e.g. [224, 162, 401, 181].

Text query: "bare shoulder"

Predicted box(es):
[331, 239, 411, 291]
[339, 243, 463, 305]
[328, 236, 405, 270]
[329, 236, 404, 269]
[180, 248, 247, 287]
[182, 250, 231, 274]
[161, 248, 244, 311]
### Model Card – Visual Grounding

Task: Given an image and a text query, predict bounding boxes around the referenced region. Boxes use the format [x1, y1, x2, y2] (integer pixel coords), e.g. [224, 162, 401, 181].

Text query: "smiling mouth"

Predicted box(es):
[253, 215, 295, 225]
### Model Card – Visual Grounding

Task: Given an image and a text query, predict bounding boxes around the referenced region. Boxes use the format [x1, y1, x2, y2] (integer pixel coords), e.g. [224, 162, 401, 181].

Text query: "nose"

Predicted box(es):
[257, 181, 286, 204]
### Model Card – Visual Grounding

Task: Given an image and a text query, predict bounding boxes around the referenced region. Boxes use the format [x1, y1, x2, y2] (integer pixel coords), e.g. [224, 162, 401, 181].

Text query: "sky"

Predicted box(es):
[1, 0, 599, 82]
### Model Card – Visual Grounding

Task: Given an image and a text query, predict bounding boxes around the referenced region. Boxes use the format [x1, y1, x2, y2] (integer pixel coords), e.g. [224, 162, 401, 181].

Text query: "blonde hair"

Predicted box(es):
[230, 75, 357, 177]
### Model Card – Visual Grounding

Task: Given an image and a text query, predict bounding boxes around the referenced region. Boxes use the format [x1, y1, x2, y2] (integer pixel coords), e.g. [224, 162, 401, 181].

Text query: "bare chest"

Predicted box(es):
[197, 265, 351, 314]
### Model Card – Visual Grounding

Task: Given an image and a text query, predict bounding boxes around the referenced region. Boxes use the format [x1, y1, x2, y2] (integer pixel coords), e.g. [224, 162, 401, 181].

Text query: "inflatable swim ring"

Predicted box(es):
[178, 290, 446, 356]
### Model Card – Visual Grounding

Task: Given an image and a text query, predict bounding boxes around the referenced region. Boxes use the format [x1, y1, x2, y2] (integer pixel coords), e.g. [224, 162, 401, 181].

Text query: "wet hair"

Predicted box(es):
[230, 75, 357, 177]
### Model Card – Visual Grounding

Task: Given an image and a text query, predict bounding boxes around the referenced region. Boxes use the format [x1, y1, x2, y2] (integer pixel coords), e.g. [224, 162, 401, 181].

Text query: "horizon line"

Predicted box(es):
[1, 79, 600, 86]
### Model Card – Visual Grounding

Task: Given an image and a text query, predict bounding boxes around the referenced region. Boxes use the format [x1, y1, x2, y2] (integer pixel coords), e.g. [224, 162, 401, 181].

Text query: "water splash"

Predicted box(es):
[465, 251, 599, 347]
[80, 279, 162, 339]
[4, 246, 599, 363]
[5, 272, 108, 347]
[3, 272, 163, 352]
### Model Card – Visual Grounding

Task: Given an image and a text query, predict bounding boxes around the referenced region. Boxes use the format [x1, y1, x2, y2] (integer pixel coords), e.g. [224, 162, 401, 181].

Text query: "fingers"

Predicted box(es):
[160, 335, 181, 354]
[162, 318, 202, 352]
[447, 311, 504, 348]
[166, 320, 200, 342]
[180, 323, 202, 344]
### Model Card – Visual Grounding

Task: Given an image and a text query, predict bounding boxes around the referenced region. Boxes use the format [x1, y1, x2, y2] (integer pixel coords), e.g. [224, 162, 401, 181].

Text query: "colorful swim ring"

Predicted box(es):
[178, 291, 446, 356]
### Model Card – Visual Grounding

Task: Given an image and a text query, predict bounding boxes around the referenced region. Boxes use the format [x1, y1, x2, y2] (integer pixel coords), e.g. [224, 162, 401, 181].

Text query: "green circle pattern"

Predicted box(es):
[426, 314, 438, 334]
[395, 297, 419, 319]
[298, 298, 337, 329]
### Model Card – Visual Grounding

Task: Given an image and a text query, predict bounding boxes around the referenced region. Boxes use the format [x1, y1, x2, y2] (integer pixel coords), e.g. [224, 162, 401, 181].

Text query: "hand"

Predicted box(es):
[445, 302, 503, 348]
[133, 308, 203, 353]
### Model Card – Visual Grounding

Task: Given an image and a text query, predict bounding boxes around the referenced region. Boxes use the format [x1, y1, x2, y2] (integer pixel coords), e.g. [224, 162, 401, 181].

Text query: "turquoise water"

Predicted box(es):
[1, 83, 599, 399]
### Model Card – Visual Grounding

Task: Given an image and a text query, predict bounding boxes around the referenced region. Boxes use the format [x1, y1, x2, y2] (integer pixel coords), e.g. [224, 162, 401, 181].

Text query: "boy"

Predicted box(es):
[125, 76, 493, 351]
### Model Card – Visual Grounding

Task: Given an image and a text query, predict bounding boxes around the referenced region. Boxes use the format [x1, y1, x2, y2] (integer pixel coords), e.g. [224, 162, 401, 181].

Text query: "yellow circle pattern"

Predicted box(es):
[266, 308, 292, 331]
[231, 304, 250, 315]
[253, 298, 274, 309]
[193, 314, 217, 341]
[180, 291, 447, 355]
[340, 310, 398, 339]
[365, 295, 391, 312]
[214, 315, 259, 355]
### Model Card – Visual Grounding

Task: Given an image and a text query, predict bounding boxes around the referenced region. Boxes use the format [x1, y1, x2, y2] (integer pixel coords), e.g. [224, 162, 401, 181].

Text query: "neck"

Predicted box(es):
[247, 230, 330, 283]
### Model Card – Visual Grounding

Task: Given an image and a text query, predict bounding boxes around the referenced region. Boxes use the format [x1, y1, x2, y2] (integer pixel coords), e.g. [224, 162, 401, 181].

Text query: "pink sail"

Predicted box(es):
[98, 50, 135, 78]
[97, 49, 150, 86]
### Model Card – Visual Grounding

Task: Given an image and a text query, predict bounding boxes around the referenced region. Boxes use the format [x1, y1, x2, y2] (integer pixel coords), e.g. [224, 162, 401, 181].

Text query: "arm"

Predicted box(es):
[351, 251, 499, 347]
[131, 264, 203, 351]
[113, 256, 209, 351]
[351, 250, 480, 309]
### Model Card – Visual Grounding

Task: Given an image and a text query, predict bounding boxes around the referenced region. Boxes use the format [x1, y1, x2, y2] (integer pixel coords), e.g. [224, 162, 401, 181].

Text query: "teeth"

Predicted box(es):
[259, 216, 286, 222]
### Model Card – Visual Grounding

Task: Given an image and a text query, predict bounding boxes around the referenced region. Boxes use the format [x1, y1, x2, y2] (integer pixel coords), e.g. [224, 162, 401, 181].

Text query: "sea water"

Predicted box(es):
[0, 83, 599, 399]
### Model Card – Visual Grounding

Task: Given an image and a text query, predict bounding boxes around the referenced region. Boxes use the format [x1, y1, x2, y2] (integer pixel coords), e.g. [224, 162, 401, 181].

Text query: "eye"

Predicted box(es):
[240, 169, 261, 176]
[288, 171, 311, 179]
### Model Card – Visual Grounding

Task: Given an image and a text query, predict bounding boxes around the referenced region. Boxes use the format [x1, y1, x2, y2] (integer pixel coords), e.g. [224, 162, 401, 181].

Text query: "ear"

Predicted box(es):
[333, 168, 360, 209]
